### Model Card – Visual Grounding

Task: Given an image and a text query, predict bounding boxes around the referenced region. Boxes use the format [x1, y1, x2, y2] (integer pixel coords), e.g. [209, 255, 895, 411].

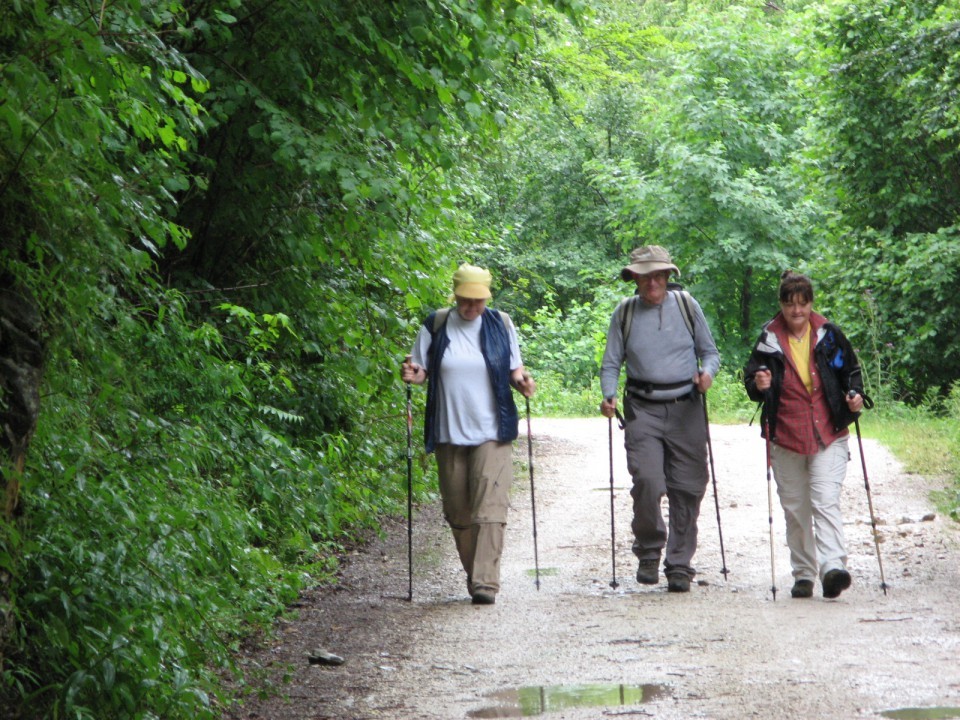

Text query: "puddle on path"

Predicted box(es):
[466, 682, 668, 718]
[881, 709, 960, 719]
[525, 567, 559, 578]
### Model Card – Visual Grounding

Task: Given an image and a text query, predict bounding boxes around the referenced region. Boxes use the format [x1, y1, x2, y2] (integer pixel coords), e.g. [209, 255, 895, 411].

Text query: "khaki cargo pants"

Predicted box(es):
[435, 440, 512, 596]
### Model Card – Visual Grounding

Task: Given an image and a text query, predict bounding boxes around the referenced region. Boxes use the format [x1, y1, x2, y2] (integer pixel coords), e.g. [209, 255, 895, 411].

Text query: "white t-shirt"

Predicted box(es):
[412, 309, 522, 445]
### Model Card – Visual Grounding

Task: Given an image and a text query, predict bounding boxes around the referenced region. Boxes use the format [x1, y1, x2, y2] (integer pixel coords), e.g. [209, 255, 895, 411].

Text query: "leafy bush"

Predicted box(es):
[527, 370, 603, 417]
[520, 293, 614, 390]
[1, 273, 424, 717]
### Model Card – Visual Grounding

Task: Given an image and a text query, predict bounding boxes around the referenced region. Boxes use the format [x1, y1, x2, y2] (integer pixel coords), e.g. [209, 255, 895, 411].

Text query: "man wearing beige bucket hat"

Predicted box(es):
[401, 263, 536, 605]
[600, 246, 720, 593]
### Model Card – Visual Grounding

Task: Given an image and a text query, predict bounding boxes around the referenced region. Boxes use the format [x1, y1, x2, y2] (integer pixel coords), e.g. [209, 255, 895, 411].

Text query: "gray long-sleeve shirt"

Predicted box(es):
[600, 291, 721, 400]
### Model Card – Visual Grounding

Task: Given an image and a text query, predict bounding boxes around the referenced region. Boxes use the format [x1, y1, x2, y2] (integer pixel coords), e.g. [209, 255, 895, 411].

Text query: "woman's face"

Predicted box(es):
[635, 270, 670, 305]
[455, 296, 486, 321]
[780, 293, 812, 335]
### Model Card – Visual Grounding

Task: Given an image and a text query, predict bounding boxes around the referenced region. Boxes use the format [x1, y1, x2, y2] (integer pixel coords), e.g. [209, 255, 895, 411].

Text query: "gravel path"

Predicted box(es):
[226, 418, 960, 720]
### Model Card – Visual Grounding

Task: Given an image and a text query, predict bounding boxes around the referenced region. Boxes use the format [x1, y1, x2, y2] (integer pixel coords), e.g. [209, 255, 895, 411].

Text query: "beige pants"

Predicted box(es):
[434, 441, 512, 595]
[771, 437, 850, 582]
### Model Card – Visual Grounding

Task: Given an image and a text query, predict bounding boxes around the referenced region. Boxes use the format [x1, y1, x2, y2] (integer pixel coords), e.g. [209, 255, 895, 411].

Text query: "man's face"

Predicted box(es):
[635, 270, 670, 305]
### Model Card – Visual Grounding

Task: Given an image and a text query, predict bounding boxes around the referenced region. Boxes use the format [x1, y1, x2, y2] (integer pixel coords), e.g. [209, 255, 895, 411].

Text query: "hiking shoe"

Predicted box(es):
[636, 560, 660, 585]
[822, 569, 852, 599]
[790, 579, 814, 599]
[666, 573, 691, 593]
[471, 590, 496, 606]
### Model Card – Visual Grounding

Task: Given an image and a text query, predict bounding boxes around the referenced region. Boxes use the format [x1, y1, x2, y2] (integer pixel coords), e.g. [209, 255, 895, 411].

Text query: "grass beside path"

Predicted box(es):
[861, 413, 960, 520]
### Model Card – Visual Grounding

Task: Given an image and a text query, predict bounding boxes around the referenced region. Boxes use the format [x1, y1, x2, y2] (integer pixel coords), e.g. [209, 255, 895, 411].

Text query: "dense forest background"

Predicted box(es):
[2, 0, 959, 717]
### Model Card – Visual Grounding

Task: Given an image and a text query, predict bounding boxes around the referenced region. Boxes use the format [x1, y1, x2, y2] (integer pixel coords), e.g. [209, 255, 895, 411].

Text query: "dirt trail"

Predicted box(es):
[226, 418, 960, 720]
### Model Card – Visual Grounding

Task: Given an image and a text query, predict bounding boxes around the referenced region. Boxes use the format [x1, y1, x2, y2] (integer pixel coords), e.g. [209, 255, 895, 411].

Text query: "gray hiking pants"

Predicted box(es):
[623, 392, 708, 578]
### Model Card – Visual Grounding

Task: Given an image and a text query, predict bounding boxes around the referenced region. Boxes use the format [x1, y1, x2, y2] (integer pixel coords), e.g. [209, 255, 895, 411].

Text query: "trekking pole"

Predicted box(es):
[525, 396, 541, 590]
[606, 401, 623, 589]
[404, 355, 414, 602]
[848, 390, 889, 595]
[764, 422, 778, 601]
[701, 392, 729, 580]
[607, 412, 618, 589]
[758, 366, 777, 601]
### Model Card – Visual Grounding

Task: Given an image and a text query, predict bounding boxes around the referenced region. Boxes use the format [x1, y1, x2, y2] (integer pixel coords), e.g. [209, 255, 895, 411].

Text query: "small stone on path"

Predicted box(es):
[308, 649, 345, 666]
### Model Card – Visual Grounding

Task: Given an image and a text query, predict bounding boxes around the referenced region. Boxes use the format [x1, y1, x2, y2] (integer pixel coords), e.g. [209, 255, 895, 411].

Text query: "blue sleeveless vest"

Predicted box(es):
[423, 308, 519, 453]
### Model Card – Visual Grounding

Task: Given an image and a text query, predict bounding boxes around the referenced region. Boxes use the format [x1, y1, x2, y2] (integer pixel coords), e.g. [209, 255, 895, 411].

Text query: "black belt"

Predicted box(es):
[626, 377, 693, 394]
[631, 391, 696, 404]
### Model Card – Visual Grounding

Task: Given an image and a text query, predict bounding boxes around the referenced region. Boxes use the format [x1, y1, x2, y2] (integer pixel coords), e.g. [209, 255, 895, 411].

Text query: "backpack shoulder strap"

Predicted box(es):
[495, 309, 515, 333]
[670, 289, 696, 339]
[431, 307, 451, 334]
[617, 296, 638, 346]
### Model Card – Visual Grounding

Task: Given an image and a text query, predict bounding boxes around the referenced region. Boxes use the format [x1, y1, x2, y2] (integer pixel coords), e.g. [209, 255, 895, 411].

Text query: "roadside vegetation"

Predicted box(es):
[1, 1, 958, 718]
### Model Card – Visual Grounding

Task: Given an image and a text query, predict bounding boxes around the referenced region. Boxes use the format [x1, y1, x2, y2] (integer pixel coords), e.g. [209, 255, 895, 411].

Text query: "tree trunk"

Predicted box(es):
[0, 279, 44, 673]
[740, 265, 753, 338]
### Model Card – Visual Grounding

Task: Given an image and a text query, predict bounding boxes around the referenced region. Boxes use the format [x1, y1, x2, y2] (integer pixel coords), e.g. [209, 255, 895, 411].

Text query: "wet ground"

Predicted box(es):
[224, 419, 960, 719]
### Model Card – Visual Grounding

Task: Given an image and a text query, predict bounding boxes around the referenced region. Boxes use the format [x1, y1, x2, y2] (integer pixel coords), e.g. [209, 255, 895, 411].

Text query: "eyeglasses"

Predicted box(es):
[636, 271, 670, 283]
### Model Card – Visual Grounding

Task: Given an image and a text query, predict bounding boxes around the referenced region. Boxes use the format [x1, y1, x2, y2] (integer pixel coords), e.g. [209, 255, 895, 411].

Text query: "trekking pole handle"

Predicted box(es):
[848, 388, 875, 410]
[604, 397, 625, 430]
[754, 366, 771, 399]
[403, 354, 423, 385]
[847, 389, 866, 410]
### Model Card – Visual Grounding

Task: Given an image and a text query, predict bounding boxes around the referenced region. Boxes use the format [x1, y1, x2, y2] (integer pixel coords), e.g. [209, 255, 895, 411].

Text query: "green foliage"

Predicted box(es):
[469, 0, 827, 367]
[528, 370, 603, 417]
[583, 5, 816, 365]
[2, 290, 293, 718]
[1, 0, 585, 717]
[464, 5, 659, 319]
[705, 368, 760, 424]
[520, 289, 617, 388]
[861, 382, 960, 522]
[817, 228, 960, 403]
[805, 0, 960, 400]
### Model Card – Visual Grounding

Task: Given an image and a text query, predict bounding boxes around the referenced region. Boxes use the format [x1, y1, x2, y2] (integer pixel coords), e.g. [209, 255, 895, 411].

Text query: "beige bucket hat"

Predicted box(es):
[620, 245, 681, 281]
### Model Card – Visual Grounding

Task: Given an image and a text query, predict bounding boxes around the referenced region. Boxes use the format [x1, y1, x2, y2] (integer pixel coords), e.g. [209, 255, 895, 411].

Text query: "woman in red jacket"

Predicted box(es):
[743, 271, 869, 600]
